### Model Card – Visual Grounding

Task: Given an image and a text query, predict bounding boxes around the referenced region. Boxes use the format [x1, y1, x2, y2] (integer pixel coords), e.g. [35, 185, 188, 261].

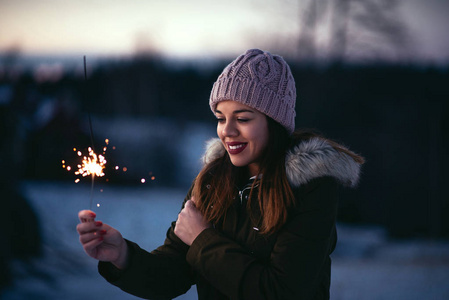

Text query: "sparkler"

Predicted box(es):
[74, 147, 106, 178]
[69, 145, 107, 208]
[62, 56, 157, 213]
[62, 140, 108, 209]
[62, 56, 106, 210]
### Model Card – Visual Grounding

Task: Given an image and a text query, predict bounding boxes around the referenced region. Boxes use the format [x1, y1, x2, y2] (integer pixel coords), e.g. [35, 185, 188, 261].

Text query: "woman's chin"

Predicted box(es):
[229, 159, 248, 168]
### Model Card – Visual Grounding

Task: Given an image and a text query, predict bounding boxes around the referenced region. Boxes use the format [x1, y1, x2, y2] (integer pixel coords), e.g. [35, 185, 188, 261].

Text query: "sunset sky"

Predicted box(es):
[1, 0, 448, 64]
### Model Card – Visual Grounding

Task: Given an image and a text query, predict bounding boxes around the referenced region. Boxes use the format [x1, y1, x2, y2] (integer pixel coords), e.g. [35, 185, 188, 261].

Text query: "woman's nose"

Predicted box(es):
[222, 121, 238, 137]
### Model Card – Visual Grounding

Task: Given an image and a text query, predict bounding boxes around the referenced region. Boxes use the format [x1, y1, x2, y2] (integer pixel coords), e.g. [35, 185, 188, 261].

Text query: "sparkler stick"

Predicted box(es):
[84, 56, 96, 153]
[84, 56, 97, 210]
[62, 57, 108, 219]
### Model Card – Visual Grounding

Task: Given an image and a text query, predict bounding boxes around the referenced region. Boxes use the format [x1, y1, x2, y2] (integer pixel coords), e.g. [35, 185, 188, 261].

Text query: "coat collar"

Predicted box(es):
[202, 137, 361, 188]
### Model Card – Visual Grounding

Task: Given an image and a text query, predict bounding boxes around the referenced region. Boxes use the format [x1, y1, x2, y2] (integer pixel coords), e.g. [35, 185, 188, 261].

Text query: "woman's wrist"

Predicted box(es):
[111, 239, 129, 270]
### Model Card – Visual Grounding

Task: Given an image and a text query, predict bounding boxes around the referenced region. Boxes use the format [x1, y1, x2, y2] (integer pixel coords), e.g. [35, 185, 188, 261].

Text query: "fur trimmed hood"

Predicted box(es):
[202, 137, 361, 188]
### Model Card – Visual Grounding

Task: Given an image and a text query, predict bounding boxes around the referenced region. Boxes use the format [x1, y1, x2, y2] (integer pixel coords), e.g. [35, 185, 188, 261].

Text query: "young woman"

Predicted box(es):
[77, 49, 364, 300]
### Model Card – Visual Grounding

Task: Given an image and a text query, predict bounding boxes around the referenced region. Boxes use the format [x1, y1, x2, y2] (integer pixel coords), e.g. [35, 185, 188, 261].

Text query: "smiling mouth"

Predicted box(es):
[227, 142, 247, 155]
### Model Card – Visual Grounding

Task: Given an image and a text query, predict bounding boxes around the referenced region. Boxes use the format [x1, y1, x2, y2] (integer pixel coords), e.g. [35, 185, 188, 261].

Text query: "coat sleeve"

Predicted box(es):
[186, 176, 339, 300]
[98, 188, 195, 300]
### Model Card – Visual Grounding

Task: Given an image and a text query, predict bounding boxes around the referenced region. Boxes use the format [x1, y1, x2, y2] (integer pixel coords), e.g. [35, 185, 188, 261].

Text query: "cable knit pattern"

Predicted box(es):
[202, 138, 361, 188]
[209, 49, 296, 134]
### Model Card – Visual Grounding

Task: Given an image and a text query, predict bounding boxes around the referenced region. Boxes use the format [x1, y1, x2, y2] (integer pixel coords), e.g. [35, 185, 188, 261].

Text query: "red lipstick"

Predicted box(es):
[227, 142, 247, 155]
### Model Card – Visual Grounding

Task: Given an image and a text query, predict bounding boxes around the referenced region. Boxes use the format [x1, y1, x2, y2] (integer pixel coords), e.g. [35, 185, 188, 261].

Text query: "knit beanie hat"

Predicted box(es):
[210, 49, 296, 134]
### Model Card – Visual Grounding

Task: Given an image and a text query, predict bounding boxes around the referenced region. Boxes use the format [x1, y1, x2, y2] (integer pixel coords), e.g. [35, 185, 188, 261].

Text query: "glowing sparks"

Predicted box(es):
[74, 147, 107, 178]
[64, 143, 109, 184]
[140, 175, 155, 184]
[63, 139, 155, 187]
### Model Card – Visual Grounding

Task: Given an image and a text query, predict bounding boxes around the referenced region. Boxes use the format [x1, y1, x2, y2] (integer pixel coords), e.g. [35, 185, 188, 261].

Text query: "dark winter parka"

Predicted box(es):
[98, 137, 361, 300]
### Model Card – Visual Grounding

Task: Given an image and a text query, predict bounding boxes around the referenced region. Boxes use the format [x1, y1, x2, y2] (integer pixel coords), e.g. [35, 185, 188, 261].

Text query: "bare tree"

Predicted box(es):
[297, 0, 318, 61]
[346, 0, 412, 62]
[329, 0, 351, 62]
[246, 0, 412, 64]
[295, 0, 412, 63]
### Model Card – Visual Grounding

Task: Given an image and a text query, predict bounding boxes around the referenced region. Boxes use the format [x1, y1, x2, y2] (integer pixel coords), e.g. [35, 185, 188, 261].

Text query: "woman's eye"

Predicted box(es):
[237, 118, 249, 123]
[216, 118, 225, 123]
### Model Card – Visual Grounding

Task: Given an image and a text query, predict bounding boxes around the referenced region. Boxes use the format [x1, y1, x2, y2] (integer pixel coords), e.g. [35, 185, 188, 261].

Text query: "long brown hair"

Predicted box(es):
[193, 117, 294, 235]
[193, 120, 365, 235]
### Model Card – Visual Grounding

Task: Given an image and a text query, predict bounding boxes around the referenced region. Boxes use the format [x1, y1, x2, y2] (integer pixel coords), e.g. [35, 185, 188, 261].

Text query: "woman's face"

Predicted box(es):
[215, 100, 269, 176]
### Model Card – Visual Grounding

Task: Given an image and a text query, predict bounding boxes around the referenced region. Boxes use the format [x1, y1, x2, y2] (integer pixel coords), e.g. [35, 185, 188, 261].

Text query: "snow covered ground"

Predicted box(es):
[2, 181, 449, 300]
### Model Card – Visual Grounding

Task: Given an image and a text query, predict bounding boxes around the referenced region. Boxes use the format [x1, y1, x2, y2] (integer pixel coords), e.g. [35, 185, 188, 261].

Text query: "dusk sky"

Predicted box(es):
[1, 0, 448, 64]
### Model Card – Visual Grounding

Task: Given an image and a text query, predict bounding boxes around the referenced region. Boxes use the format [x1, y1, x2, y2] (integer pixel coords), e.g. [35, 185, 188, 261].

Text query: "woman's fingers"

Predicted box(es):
[76, 220, 103, 234]
[82, 235, 105, 256]
[76, 212, 125, 262]
[79, 210, 96, 223]
[175, 198, 211, 246]
[185, 199, 198, 210]
[79, 231, 97, 245]
[79, 229, 107, 245]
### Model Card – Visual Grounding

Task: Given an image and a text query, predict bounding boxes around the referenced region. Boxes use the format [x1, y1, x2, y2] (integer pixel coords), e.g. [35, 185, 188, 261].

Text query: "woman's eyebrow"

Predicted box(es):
[214, 109, 254, 114]
[233, 109, 254, 114]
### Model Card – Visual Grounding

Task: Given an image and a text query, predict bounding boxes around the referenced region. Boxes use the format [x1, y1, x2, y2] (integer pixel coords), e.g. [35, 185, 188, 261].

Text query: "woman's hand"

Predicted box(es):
[174, 199, 211, 246]
[76, 210, 128, 269]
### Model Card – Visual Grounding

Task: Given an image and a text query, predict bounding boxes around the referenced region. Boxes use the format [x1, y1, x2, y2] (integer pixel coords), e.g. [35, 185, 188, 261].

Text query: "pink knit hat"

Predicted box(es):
[209, 49, 296, 134]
